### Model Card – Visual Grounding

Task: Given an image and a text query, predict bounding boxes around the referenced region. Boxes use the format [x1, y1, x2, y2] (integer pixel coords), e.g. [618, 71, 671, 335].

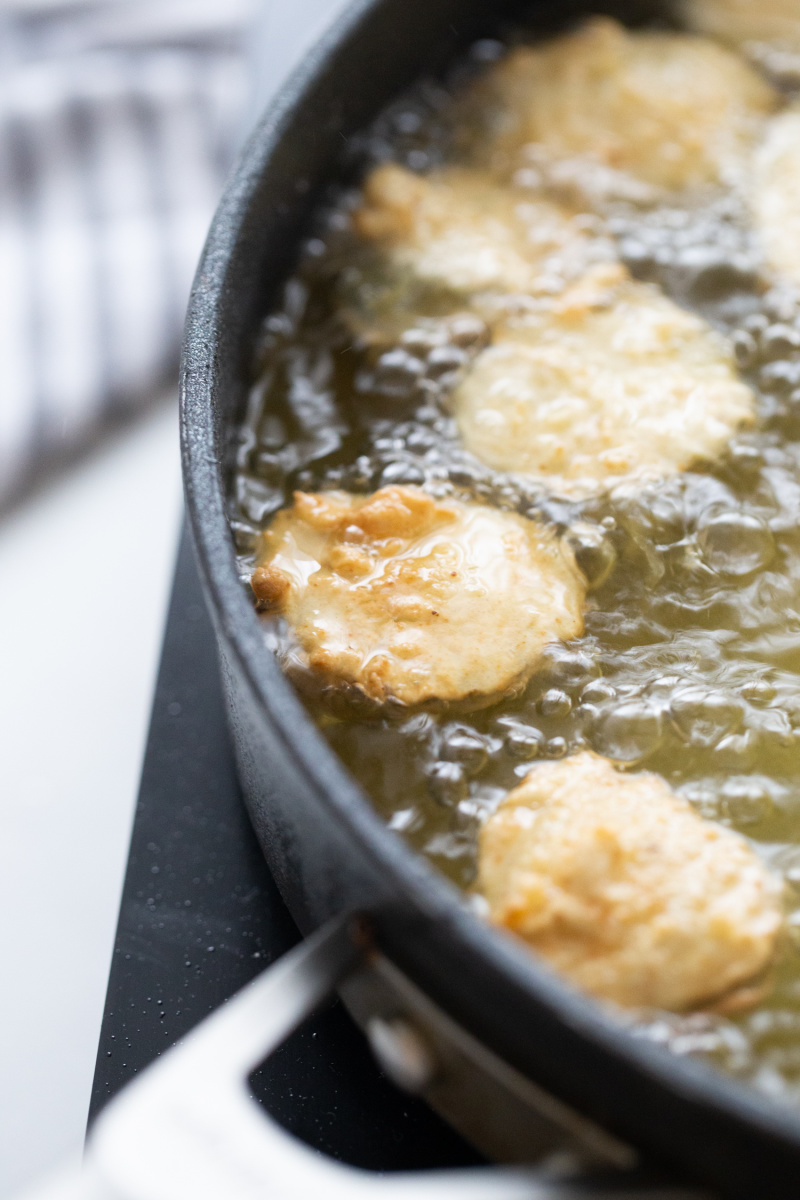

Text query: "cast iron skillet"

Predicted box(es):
[180, 1, 800, 1195]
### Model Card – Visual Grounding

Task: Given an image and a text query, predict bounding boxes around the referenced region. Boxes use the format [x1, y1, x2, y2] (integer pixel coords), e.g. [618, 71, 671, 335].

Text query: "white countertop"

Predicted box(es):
[0, 402, 182, 1196]
[0, 3, 355, 1195]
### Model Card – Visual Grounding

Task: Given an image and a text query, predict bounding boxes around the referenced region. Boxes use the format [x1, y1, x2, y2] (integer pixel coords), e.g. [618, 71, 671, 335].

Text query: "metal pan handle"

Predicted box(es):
[20, 918, 707, 1200]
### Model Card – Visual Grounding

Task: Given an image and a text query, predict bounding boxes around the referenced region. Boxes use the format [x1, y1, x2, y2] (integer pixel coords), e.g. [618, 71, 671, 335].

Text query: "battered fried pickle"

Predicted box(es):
[478, 752, 783, 1011]
[251, 486, 585, 707]
[347, 163, 616, 329]
[451, 268, 755, 493]
[461, 17, 777, 192]
[752, 107, 800, 286]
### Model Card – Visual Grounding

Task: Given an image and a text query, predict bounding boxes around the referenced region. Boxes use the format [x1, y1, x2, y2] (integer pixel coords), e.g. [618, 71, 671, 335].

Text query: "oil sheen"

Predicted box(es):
[229, 22, 800, 1103]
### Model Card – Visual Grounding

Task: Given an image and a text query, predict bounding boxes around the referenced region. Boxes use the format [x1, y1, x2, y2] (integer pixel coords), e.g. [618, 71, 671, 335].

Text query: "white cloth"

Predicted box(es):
[0, 0, 256, 506]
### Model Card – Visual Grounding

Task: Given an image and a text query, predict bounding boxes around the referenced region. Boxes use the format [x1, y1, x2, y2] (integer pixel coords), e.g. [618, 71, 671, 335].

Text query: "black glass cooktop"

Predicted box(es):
[87, 523, 481, 1170]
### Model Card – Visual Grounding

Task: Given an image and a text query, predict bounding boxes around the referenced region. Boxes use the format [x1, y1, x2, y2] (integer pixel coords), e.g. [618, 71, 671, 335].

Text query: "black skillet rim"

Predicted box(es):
[179, 0, 800, 1189]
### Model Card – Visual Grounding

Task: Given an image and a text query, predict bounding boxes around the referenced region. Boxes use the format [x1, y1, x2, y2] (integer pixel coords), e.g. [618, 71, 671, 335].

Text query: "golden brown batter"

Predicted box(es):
[752, 106, 800, 287]
[462, 17, 777, 192]
[478, 752, 784, 1011]
[252, 486, 586, 706]
[353, 163, 615, 306]
[452, 268, 755, 492]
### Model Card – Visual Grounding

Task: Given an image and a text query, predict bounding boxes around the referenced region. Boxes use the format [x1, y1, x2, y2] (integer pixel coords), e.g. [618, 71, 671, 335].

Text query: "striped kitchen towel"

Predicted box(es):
[0, 0, 257, 508]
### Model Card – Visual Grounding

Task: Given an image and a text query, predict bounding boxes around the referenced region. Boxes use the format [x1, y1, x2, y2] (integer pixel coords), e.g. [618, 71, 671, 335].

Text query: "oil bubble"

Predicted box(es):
[568, 523, 617, 590]
[427, 761, 468, 806]
[537, 645, 601, 691]
[380, 460, 425, 486]
[503, 726, 544, 761]
[696, 511, 775, 577]
[722, 777, 774, 826]
[670, 689, 745, 749]
[580, 680, 616, 705]
[401, 327, 442, 356]
[426, 345, 468, 379]
[732, 330, 758, 370]
[747, 1009, 800, 1049]
[544, 737, 568, 758]
[441, 726, 489, 775]
[592, 701, 664, 763]
[744, 312, 769, 337]
[372, 348, 425, 396]
[680, 782, 725, 820]
[539, 689, 572, 718]
[727, 442, 764, 479]
[713, 731, 757, 771]
[762, 323, 800, 359]
[742, 679, 777, 706]
[759, 360, 800, 394]
[448, 313, 489, 348]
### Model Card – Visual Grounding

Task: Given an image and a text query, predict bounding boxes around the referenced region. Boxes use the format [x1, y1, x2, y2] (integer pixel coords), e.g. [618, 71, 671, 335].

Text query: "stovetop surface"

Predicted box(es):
[88, 525, 482, 1170]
